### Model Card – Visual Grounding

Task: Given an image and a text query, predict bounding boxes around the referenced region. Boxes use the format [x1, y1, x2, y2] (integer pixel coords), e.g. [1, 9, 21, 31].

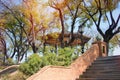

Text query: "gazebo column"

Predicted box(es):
[55, 44, 58, 55]
[81, 44, 84, 54]
[43, 42, 46, 53]
[25, 52, 27, 61]
[79, 26, 84, 54]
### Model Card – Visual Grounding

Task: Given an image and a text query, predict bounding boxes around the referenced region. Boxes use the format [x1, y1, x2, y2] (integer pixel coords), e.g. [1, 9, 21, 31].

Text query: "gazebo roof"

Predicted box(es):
[44, 32, 90, 46]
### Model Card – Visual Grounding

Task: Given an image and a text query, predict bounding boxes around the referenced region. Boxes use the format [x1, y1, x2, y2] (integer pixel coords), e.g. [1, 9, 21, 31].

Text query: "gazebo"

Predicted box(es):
[44, 32, 90, 46]
[43, 31, 90, 53]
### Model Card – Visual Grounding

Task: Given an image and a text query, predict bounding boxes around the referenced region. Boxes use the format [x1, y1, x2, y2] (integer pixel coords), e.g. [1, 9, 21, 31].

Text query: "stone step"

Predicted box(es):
[81, 74, 120, 78]
[89, 63, 120, 68]
[93, 59, 120, 64]
[93, 61, 120, 65]
[83, 70, 120, 75]
[96, 56, 120, 61]
[88, 63, 120, 67]
[88, 65, 120, 70]
[83, 72, 120, 77]
[78, 77, 120, 80]
[85, 67, 120, 72]
[83, 70, 120, 74]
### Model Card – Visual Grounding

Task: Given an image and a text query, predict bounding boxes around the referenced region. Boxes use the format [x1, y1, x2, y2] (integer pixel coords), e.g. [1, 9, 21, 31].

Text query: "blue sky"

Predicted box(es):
[111, 3, 120, 55]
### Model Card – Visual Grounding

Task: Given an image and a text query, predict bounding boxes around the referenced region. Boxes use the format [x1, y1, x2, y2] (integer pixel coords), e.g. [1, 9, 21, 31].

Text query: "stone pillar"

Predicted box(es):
[92, 41, 107, 57]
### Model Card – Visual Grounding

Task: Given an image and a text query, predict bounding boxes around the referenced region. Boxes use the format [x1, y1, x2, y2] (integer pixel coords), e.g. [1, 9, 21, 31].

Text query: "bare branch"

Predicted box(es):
[115, 14, 120, 26]
[110, 10, 115, 25]
[113, 27, 120, 35]
[111, 14, 120, 30]
[48, 2, 59, 10]
[71, 2, 81, 32]
[66, 3, 74, 16]
[97, 0, 102, 27]
[0, 28, 14, 46]
[95, 0, 99, 8]
[105, 11, 110, 26]
[83, 0, 98, 27]
[78, 11, 98, 30]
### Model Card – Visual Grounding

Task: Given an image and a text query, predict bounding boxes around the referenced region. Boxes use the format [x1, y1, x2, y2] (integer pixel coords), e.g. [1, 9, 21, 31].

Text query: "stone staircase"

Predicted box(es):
[78, 55, 120, 80]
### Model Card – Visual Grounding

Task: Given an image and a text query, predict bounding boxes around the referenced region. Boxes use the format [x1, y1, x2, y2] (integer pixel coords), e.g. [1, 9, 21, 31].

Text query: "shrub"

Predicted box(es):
[42, 52, 57, 66]
[19, 47, 78, 75]
[57, 47, 74, 66]
[43, 47, 76, 66]
[19, 54, 42, 75]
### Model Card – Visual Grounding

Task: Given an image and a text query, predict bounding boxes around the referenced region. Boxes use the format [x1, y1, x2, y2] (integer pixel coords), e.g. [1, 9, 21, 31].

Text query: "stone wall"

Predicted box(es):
[0, 65, 19, 76]
[27, 41, 107, 80]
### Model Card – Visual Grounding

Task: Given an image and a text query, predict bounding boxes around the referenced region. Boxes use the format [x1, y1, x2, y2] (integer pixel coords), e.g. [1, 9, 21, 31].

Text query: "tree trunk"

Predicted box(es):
[58, 9, 64, 48]
[103, 39, 109, 56]
[32, 42, 37, 53]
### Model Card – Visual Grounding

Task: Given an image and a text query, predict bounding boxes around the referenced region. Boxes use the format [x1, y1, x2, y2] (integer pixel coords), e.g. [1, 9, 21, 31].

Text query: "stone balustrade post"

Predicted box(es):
[92, 41, 107, 57]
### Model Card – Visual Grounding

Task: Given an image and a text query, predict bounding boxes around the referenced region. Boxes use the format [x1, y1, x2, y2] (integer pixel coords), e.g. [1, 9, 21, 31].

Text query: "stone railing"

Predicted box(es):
[27, 65, 73, 80]
[0, 65, 19, 77]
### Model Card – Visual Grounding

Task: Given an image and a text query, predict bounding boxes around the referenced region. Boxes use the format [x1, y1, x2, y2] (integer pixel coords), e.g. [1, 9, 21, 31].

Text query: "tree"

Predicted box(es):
[0, 0, 29, 63]
[64, 0, 85, 43]
[0, 30, 7, 64]
[80, 0, 120, 54]
[22, 0, 40, 53]
[22, 0, 51, 53]
[0, 0, 63, 62]
[0, 29, 7, 58]
[48, 0, 93, 47]
[49, 0, 66, 47]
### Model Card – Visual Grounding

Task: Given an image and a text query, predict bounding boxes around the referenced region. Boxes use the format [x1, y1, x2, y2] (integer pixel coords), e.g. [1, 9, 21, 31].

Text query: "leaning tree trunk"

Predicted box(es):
[58, 9, 64, 48]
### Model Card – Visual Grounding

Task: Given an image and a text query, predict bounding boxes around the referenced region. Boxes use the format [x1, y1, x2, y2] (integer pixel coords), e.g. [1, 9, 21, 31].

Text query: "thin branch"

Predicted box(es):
[0, 0, 22, 24]
[110, 10, 115, 25]
[68, 2, 81, 44]
[98, 0, 101, 8]
[49, 2, 59, 10]
[105, 11, 110, 26]
[83, 0, 98, 27]
[111, 13, 120, 30]
[113, 27, 120, 35]
[95, 0, 99, 8]
[71, 2, 81, 32]
[66, 3, 74, 16]
[115, 14, 120, 26]
[0, 28, 14, 46]
[97, 0, 102, 27]
[112, 14, 120, 29]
